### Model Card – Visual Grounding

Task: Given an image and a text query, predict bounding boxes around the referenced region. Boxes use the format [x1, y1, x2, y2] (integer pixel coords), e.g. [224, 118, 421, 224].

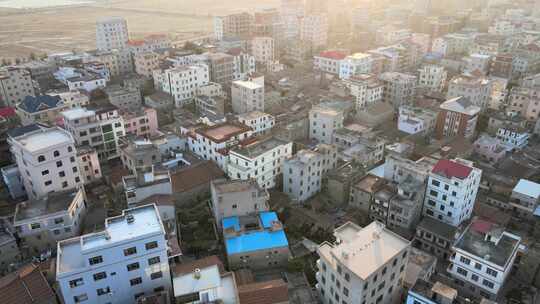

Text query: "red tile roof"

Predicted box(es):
[471, 218, 494, 234]
[0, 107, 16, 118]
[432, 159, 472, 179]
[172, 255, 224, 276]
[317, 51, 346, 60]
[171, 161, 225, 193]
[0, 263, 57, 304]
[238, 279, 289, 304]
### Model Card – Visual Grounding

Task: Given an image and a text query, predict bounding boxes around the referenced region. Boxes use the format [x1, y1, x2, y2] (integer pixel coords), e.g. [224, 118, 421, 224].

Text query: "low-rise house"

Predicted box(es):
[370, 184, 395, 224]
[237, 111, 275, 135]
[413, 217, 458, 260]
[222, 211, 289, 270]
[496, 125, 529, 152]
[170, 161, 226, 204]
[387, 177, 425, 237]
[13, 188, 87, 258]
[123, 168, 172, 208]
[403, 248, 437, 289]
[398, 105, 438, 135]
[0, 263, 58, 304]
[326, 162, 365, 206]
[332, 127, 385, 166]
[210, 178, 270, 226]
[16, 94, 68, 126]
[473, 135, 506, 164]
[144, 91, 174, 110]
[407, 280, 472, 304]
[509, 179, 540, 219]
[120, 139, 162, 174]
[105, 85, 142, 112]
[448, 218, 521, 300]
[349, 174, 386, 213]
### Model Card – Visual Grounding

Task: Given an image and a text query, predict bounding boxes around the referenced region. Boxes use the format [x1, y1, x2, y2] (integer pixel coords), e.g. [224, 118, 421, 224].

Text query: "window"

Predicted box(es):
[343, 287, 349, 297]
[232, 204, 237, 209]
[89, 256, 103, 265]
[150, 271, 163, 280]
[54, 150, 60, 157]
[431, 180, 440, 186]
[460, 256, 471, 265]
[62, 181, 68, 188]
[145, 241, 158, 250]
[59, 171, 65, 177]
[430, 190, 438, 196]
[124, 247, 137, 256]
[74, 294, 88, 303]
[130, 277, 142, 286]
[471, 274, 479, 282]
[475, 263, 482, 270]
[73, 167, 78, 173]
[93, 272, 107, 281]
[69, 278, 84, 288]
[31, 223, 41, 230]
[148, 256, 160, 265]
[127, 262, 140, 271]
[44, 180, 52, 186]
[56, 161, 63, 167]
[344, 273, 350, 282]
[55, 217, 64, 224]
[38, 155, 45, 162]
[486, 268, 498, 277]
[457, 267, 468, 276]
[482, 279, 494, 289]
[41, 170, 49, 176]
[97, 287, 111, 296]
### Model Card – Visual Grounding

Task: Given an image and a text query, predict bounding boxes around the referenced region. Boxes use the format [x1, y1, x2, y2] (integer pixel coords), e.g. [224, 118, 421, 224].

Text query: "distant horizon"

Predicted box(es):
[0, 0, 96, 9]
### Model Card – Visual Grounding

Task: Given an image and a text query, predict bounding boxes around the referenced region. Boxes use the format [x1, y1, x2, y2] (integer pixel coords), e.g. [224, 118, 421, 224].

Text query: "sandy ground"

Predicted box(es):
[0, 0, 278, 59]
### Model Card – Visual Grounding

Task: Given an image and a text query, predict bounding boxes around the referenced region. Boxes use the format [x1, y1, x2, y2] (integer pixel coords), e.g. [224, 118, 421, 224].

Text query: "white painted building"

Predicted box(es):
[236, 111, 275, 135]
[251, 37, 275, 65]
[283, 144, 337, 202]
[398, 105, 438, 135]
[462, 53, 491, 76]
[227, 137, 292, 189]
[8, 127, 82, 200]
[379, 72, 417, 108]
[54, 90, 90, 109]
[316, 221, 411, 304]
[423, 158, 482, 227]
[344, 74, 384, 110]
[309, 103, 345, 144]
[231, 79, 264, 114]
[431, 33, 475, 57]
[496, 126, 529, 151]
[446, 75, 493, 110]
[300, 14, 328, 49]
[56, 204, 172, 304]
[96, 16, 129, 51]
[339, 53, 373, 80]
[158, 64, 210, 107]
[375, 26, 411, 45]
[313, 51, 347, 75]
[228, 51, 256, 81]
[417, 64, 447, 92]
[123, 169, 172, 208]
[0, 67, 35, 107]
[449, 218, 521, 300]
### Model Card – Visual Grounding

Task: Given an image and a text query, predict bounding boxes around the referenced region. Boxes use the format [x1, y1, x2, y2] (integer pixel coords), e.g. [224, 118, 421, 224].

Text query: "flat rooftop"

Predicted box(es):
[355, 174, 385, 193]
[14, 128, 73, 153]
[319, 221, 410, 280]
[196, 122, 252, 143]
[212, 178, 262, 194]
[232, 137, 289, 159]
[62, 108, 95, 121]
[513, 179, 540, 199]
[233, 80, 263, 90]
[14, 189, 81, 222]
[237, 111, 270, 121]
[57, 204, 163, 274]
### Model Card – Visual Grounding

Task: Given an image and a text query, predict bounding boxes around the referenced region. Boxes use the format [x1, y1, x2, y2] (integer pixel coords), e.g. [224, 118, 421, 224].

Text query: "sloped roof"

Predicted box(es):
[432, 159, 472, 179]
[0, 107, 16, 118]
[18, 95, 62, 113]
[238, 279, 289, 304]
[172, 255, 224, 276]
[171, 161, 225, 193]
[0, 263, 56, 304]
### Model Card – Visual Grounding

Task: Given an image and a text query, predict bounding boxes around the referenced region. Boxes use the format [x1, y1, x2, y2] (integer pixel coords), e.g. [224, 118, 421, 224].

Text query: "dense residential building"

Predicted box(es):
[0, 67, 35, 107]
[8, 127, 82, 199]
[119, 139, 162, 174]
[407, 280, 466, 304]
[509, 179, 540, 219]
[314, 51, 347, 75]
[126, 34, 171, 55]
[237, 111, 274, 135]
[344, 74, 384, 110]
[62, 107, 125, 161]
[96, 16, 129, 51]
[210, 178, 269, 227]
[133, 51, 160, 78]
[76, 146, 102, 184]
[309, 102, 347, 144]
[506, 86, 540, 122]
[496, 125, 529, 152]
[121, 107, 159, 138]
[222, 211, 289, 270]
[251, 37, 275, 65]
[123, 168, 172, 208]
[214, 12, 253, 41]
[332, 127, 385, 166]
[105, 85, 142, 112]
[231, 79, 265, 114]
[431, 33, 475, 57]
[379, 72, 417, 108]
[448, 218, 521, 300]
[56, 204, 172, 304]
[227, 137, 292, 189]
[227, 48, 256, 81]
[205, 53, 235, 86]
[300, 14, 328, 49]
[417, 64, 447, 92]
[398, 105, 438, 135]
[0, 263, 58, 304]
[283, 144, 337, 202]
[1, 164, 26, 200]
[86, 49, 134, 77]
[339, 53, 373, 80]
[435, 97, 481, 140]
[423, 158, 482, 227]
[473, 135, 506, 164]
[414, 217, 458, 260]
[446, 75, 493, 110]
[317, 221, 411, 304]
[16, 94, 68, 126]
[157, 64, 210, 107]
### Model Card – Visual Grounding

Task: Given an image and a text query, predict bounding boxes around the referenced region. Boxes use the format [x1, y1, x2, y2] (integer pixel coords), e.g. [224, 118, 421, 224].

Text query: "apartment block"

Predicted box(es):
[314, 51, 347, 75]
[251, 37, 275, 65]
[300, 14, 328, 49]
[121, 107, 159, 138]
[205, 53, 235, 86]
[96, 16, 129, 51]
[158, 64, 210, 107]
[413, 217, 458, 260]
[77, 146, 102, 185]
[105, 85, 142, 112]
[344, 74, 384, 110]
[509, 179, 540, 219]
[227, 49, 256, 81]
[62, 107, 125, 161]
[8, 127, 82, 200]
[317, 221, 411, 304]
[398, 105, 438, 135]
[227, 137, 292, 189]
[237, 111, 275, 135]
[435, 97, 481, 140]
[446, 75, 493, 110]
[214, 12, 253, 41]
[231, 78, 264, 114]
[496, 126, 529, 152]
[417, 64, 447, 92]
[223, 211, 289, 270]
[309, 102, 346, 144]
[14, 188, 87, 257]
[423, 158, 482, 227]
[0, 67, 35, 107]
[56, 204, 172, 304]
[507, 87, 540, 122]
[339, 53, 373, 80]
[379, 72, 417, 108]
[134, 51, 160, 78]
[283, 144, 337, 202]
[210, 178, 270, 226]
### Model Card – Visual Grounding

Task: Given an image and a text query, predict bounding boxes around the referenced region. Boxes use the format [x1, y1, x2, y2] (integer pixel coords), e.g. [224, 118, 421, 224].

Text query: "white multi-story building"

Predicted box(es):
[127, 34, 171, 55]
[85, 49, 133, 77]
[62, 107, 125, 161]
[300, 14, 328, 49]
[398, 105, 438, 135]
[96, 16, 129, 51]
[251, 37, 275, 65]
[105, 85, 142, 112]
[317, 221, 411, 304]
[447, 75, 493, 110]
[448, 218, 521, 300]
[379, 72, 417, 108]
[158, 64, 210, 107]
[339, 53, 373, 80]
[210, 178, 269, 226]
[375, 26, 411, 45]
[313, 51, 347, 75]
[13, 188, 87, 257]
[488, 20, 518, 36]
[0, 67, 35, 107]
[54, 90, 90, 109]
[237, 111, 275, 135]
[66, 73, 107, 93]
[56, 204, 172, 304]
[309, 103, 345, 144]
[134, 51, 159, 78]
[227, 137, 292, 189]
[431, 33, 475, 57]
[228, 50, 256, 81]
[417, 64, 447, 92]
[8, 127, 82, 200]
[231, 79, 265, 114]
[283, 144, 337, 202]
[123, 169, 172, 208]
[462, 53, 491, 76]
[344, 74, 384, 110]
[423, 158, 482, 227]
[186, 122, 253, 172]
[496, 126, 529, 152]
